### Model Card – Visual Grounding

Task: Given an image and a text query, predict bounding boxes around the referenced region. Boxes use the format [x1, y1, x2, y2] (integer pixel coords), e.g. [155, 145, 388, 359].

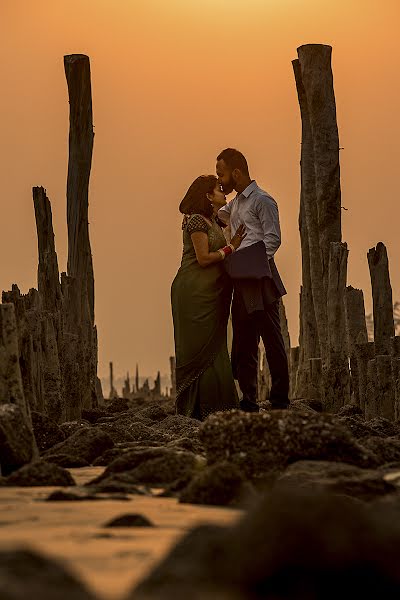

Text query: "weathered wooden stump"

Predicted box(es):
[345, 286, 368, 405]
[324, 242, 350, 412]
[355, 340, 375, 414]
[367, 242, 395, 355]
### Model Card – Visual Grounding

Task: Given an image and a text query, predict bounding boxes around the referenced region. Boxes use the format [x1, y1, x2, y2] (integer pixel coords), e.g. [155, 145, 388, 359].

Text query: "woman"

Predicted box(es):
[171, 175, 246, 420]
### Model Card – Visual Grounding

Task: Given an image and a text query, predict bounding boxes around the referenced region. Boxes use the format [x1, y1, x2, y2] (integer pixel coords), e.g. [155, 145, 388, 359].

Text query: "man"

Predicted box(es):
[216, 148, 289, 411]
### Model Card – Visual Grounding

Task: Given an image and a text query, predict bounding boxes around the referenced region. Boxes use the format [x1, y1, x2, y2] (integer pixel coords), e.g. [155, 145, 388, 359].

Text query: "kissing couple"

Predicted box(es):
[171, 148, 290, 420]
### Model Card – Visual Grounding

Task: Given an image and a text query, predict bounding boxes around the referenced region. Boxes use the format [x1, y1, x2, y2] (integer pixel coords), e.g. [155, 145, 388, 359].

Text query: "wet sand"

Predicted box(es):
[0, 467, 242, 599]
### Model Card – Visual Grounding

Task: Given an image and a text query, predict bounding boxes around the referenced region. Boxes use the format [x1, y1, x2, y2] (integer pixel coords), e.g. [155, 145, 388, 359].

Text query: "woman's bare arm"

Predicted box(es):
[191, 231, 224, 267]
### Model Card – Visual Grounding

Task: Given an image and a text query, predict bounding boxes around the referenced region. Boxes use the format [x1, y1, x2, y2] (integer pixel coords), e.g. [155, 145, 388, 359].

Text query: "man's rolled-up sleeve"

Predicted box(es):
[256, 195, 281, 259]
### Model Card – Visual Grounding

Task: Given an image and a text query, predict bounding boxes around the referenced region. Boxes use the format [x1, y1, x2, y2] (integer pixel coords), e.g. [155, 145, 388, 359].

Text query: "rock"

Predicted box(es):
[289, 399, 317, 413]
[0, 547, 97, 599]
[43, 427, 114, 465]
[337, 404, 364, 418]
[43, 453, 90, 468]
[45, 489, 130, 502]
[31, 411, 66, 453]
[274, 460, 395, 501]
[361, 437, 400, 466]
[367, 417, 400, 438]
[127, 452, 203, 486]
[81, 408, 109, 423]
[103, 513, 154, 527]
[107, 398, 130, 413]
[129, 524, 230, 599]
[59, 420, 90, 438]
[0, 404, 35, 476]
[130, 490, 400, 599]
[88, 447, 203, 488]
[153, 415, 200, 437]
[167, 436, 205, 455]
[124, 421, 172, 444]
[92, 447, 125, 466]
[133, 403, 170, 423]
[94, 422, 135, 444]
[180, 462, 255, 507]
[338, 416, 377, 439]
[199, 410, 377, 479]
[4, 460, 75, 487]
[88, 474, 149, 495]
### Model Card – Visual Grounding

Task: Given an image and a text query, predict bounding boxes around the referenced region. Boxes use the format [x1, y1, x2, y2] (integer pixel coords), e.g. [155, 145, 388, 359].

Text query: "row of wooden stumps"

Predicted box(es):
[0, 54, 101, 432]
[258, 44, 399, 420]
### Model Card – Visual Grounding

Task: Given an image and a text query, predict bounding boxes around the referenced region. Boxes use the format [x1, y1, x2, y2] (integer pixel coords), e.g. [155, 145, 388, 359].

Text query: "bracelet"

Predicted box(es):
[228, 243, 235, 253]
[222, 245, 233, 256]
[218, 249, 225, 260]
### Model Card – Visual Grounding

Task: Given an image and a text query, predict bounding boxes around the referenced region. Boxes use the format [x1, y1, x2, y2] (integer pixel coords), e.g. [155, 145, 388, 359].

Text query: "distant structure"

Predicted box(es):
[109, 362, 118, 400]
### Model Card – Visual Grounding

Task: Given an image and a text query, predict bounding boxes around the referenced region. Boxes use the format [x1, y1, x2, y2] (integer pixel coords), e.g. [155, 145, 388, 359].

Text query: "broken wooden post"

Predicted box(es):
[324, 242, 350, 412]
[64, 53, 97, 414]
[367, 242, 395, 355]
[355, 340, 375, 414]
[308, 357, 323, 404]
[33, 186, 64, 421]
[345, 286, 368, 405]
[109, 361, 118, 400]
[0, 304, 29, 416]
[366, 355, 395, 420]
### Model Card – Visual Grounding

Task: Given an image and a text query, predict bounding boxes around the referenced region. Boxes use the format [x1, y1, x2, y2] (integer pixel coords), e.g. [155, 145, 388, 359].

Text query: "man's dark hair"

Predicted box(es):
[179, 175, 216, 218]
[217, 148, 249, 176]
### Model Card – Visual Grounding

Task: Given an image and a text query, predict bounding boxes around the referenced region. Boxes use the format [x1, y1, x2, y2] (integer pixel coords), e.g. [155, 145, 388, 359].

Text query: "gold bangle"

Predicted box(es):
[229, 243, 235, 253]
[218, 249, 225, 260]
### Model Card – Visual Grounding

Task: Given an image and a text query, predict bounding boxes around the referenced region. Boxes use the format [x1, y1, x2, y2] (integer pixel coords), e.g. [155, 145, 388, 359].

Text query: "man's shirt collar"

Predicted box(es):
[238, 180, 258, 199]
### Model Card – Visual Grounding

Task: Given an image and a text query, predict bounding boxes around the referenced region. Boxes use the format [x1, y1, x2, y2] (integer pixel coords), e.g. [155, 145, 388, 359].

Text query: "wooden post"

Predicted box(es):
[367, 242, 395, 355]
[355, 340, 375, 414]
[64, 54, 97, 414]
[292, 58, 327, 361]
[0, 304, 29, 416]
[324, 242, 350, 412]
[345, 286, 368, 405]
[309, 357, 323, 403]
[296, 44, 342, 302]
[365, 355, 395, 420]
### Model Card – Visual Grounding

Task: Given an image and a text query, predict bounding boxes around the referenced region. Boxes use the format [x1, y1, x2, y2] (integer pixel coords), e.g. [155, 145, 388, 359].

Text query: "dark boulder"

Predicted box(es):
[361, 437, 400, 466]
[43, 427, 114, 465]
[59, 420, 90, 438]
[31, 411, 65, 453]
[153, 415, 200, 438]
[367, 417, 400, 438]
[4, 460, 75, 487]
[338, 416, 377, 439]
[104, 513, 154, 527]
[180, 461, 255, 507]
[124, 421, 172, 444]
[94, 422, 135, 444]
[43, 453, 90, 468]
[133, 403, 170, 423]
[88, 447, 203, 488]
[81, 408, 109, 424]
[0, 404, 35, 476]
[199, 410, 377, 479]
[274, 460, 395, 501]
[45, 489, 130, 502]
[129, 491, 400, 599]
[0, 548, 97, 600]
[337, 404, 364, 418]
[107, 398, 130, 413]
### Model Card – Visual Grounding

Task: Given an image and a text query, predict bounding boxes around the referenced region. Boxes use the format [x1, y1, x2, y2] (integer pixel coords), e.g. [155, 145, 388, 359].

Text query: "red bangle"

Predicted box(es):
[222, 245, 233, 256]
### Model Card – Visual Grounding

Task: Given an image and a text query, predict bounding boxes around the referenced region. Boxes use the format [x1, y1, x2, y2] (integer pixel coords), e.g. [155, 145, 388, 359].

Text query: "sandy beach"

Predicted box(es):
[0, 467, 242, 599]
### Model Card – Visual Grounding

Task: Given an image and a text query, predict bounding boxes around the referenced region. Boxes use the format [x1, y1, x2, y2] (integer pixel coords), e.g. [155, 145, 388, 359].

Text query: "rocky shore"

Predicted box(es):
[2, 397, 400, 598]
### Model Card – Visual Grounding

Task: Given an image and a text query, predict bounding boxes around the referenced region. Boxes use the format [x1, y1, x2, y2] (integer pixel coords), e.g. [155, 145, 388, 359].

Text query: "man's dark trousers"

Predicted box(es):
[231, 288, 289, 411]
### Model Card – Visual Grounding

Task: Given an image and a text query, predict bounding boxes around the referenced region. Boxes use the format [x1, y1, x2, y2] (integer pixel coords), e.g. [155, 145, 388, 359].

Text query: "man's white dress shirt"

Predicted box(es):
[218, 180, 281, 260]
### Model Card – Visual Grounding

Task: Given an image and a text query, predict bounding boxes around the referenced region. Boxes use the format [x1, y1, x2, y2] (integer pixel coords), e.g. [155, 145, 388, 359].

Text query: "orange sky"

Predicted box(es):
[1, 0, 399, 384]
